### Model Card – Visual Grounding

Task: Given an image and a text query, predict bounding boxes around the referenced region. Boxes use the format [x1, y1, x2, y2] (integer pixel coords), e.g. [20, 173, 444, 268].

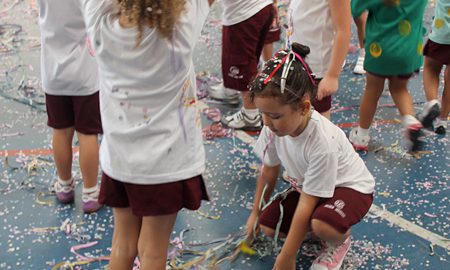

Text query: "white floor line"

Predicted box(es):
[198, 100, 450, 251]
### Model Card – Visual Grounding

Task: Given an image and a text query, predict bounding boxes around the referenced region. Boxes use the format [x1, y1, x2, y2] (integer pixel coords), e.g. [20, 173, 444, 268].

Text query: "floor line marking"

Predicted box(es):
[198, 100, 450, 251]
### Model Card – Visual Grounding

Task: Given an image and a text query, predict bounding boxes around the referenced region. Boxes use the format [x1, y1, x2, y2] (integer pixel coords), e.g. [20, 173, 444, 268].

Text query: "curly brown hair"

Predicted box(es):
[118, 0, 186, 47]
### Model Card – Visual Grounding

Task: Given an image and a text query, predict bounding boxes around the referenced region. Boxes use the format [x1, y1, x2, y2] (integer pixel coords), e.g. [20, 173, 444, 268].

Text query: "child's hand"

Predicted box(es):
[317, 75, 339, 100]
[246, 211, 260, 238]
[273, 252, 296, 270]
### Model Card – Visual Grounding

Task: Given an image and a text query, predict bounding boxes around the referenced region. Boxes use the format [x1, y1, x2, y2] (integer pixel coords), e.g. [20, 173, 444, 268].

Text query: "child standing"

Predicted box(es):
[287, 0, 351, 119]
[36, 0, 102, 213]
[79, 0, 212, 269]
[349, 0, 428, 152]
[246, 43, 375, 270]
[419, 0, 450, 135]
[207, 0, 275, 131]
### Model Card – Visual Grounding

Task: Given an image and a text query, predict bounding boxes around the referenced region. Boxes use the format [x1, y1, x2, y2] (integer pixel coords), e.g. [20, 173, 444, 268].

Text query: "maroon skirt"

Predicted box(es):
[423, 39, 450, 65]
[99, 173, 209, 216]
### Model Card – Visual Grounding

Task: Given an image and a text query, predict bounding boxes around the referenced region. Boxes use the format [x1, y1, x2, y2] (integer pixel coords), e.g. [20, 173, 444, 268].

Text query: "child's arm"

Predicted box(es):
[208, 0, 215, 6]
[317, 0, 351, 101]
[246, 164, 280, 237]
[274, 191, 320, 270]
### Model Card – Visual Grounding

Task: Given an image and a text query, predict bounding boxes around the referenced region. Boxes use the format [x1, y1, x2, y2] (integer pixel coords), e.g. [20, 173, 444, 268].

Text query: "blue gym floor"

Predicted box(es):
[0, 1, 449, 269]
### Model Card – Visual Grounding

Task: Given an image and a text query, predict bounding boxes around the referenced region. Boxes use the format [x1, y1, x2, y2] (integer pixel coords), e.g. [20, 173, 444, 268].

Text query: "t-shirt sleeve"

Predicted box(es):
[253, 126, 281, 167]
[302, 150, 338, 198]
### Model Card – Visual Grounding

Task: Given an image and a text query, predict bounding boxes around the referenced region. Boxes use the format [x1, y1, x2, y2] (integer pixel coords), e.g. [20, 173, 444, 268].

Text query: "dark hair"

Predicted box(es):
[249, 43, 317, 107]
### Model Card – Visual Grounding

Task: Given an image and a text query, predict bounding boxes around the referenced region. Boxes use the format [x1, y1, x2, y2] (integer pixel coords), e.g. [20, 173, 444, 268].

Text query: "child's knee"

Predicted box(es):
[311, 219, 345, 240]
[260, 225, 276, 238]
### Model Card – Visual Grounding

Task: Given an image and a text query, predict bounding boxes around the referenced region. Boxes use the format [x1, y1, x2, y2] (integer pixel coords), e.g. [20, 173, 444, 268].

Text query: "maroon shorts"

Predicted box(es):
[264, 22, 281, 44]
[222, 4, 274, 91]
[423, 39, 450, 65]
[259, 188, 373, 235]
[312, 78, 332, 113]
[99, 173, 209, 216]
[45, 92, 102, 134]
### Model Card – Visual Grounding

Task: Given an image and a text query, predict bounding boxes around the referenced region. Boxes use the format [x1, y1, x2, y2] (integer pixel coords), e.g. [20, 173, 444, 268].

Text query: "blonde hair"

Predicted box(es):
[118, 0, 186, 46]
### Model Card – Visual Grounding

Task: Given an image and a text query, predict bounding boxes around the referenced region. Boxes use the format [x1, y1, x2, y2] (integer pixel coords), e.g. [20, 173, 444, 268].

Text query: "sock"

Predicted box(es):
[58, 177, 73, 186]
[82, 185, 99, 202]
[242, 108, 259, 119]
[435, 117, 447, 128]
[359, 49, 365, 58]
[357, 126, 370, 137]
[402, 114, 421, 128]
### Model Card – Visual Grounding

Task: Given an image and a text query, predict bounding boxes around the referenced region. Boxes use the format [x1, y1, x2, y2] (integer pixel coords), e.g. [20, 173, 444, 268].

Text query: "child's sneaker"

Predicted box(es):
[419, 101, 440, 129]
[349, 128, 370, 151]
[221, 110, 262, 131]
[54, 178, 75, 203]
[82, 187, 102, 213]
[405, 123, 424, 152]
[207, 83, 241, 105]
[310, 237, 351, 270]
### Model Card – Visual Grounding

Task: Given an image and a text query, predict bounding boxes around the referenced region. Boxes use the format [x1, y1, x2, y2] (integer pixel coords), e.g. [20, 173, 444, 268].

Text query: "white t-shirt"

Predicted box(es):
[37, 0, 98, 96]
[80, 0, 209, 184]
[221, 0, 273, 26]
[254, 111, 375, 198]
[288, 0, 335, 78]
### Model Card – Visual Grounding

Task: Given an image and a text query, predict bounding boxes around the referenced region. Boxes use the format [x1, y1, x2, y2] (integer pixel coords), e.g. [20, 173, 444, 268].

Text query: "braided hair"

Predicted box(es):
[249, 43, 317, 107]
[118, 0, 186, 47]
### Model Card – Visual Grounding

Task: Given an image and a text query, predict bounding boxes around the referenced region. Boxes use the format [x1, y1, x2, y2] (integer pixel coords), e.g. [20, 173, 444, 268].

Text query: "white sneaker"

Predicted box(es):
[353, 54, 365, 74]
[310, 237, 351, 270]
[207, 83, 240, 105]
[221, 110, 262, 131]
[349, 127, 370, 151]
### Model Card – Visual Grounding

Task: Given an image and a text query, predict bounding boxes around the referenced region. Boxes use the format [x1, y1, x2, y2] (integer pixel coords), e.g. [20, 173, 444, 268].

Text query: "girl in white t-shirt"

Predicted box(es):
[246, 43, 375, 270]
[79, 1, 213, 269]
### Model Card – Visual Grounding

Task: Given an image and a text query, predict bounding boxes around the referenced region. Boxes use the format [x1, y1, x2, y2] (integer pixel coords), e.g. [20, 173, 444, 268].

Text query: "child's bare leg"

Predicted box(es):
[354, 12, 367, 49]
[53, 127, 75, 181]
[388, 77, 415, 117]
[442, 67, 450, 118]
[262, 43, 274, 62]
[311, 219, 349, 244]
[138, 213, 177, 270]
[359, 73, 385, 129]
[76, 132, 99, 189]
[109, 208, 142, 270]
[423, 57, 443, 102]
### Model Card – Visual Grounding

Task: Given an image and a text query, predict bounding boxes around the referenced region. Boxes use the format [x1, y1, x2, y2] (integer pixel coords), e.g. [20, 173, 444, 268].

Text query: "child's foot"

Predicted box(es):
[221, 109, 262, 131]
[419, 100, 440, 129]
[310, 237, 351, 270]
[207, 83, 241, 105]
[349, 127, 370, 151]
[54, 178, 75, 203]
[405, 123, 425, 152]
[82, 186, 103, 213]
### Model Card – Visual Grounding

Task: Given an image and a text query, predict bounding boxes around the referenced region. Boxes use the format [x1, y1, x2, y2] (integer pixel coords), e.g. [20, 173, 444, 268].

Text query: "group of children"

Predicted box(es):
[34, 0, 448, 270]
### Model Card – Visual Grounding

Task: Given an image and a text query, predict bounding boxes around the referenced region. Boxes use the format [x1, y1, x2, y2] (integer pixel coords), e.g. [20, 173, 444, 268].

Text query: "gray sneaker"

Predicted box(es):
[207, 83, 241, 105]
[221, 110, 262, 131]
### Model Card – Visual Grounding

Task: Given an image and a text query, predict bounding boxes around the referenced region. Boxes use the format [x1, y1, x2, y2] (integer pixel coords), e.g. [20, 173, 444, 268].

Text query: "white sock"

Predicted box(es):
[435, 117, 447, 128]
[58, 177, 73, 186]
[82, 185, 98, 195]
[357, 126, 370, 137]
[242, 108, 259, 119]
[359, 49, 365, 58]
[402, 114, 421, 128]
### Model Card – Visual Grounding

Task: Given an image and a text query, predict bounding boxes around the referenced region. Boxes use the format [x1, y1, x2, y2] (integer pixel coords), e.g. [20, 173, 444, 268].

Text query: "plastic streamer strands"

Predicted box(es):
[203, 107, 222, 122]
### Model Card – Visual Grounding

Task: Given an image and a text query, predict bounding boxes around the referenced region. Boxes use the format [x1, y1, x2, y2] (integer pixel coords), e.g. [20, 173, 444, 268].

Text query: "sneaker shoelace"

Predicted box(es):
[317, 241, 346, 263]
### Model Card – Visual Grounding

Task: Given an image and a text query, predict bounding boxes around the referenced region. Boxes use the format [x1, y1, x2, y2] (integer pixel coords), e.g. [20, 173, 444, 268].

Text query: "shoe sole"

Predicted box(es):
[352, 144, 368, 152]
[207, 97, 241, 106]
[420, 104, 440, 129]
